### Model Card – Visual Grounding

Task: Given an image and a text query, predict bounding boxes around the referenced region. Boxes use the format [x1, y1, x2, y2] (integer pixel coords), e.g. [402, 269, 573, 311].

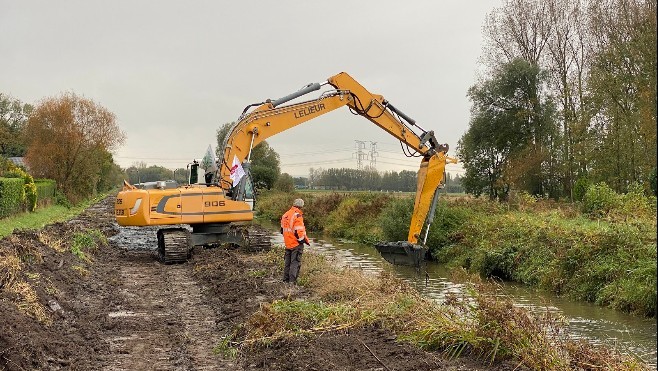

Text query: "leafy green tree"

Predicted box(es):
[96, 149, 124, 192]
[274, 173, 294, 192]
[0, 93, 32, 157]
[293, 176, 308, 188]
[381, 171, 400, 191]
[445, 173, 464, 193]
[398, 170, 417, 192]
[249, 141, 280, 190]
[215, 122, 233, 158]
[481, 0, 657, 198]
[573, 176, 590, 202]
[586, 0, 657, 192]
[172, 167, 188, 184]
[459, 58, 556, 200]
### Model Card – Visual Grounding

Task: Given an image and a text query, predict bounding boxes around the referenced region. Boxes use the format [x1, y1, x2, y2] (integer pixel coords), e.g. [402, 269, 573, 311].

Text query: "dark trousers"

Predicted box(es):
[283, 244, 304, 283]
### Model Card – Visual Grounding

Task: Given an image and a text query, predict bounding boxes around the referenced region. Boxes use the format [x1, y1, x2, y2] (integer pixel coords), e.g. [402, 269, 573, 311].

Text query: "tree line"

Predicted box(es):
[286, 167, 463, 193]
[459, 0, 656, 200]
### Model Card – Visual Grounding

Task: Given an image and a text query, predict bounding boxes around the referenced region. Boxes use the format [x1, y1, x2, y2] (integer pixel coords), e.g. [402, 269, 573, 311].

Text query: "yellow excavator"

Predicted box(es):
[115, 72, 457, 265]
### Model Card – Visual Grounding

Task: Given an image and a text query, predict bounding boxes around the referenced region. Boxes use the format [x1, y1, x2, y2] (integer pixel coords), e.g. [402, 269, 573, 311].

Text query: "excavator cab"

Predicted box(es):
[243, 173, 255, 210]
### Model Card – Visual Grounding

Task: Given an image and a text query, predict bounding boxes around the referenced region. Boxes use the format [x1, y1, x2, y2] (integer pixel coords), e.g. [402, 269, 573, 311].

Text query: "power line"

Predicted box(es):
[278, 148, 353, 158]
[282, 157, 354, 167]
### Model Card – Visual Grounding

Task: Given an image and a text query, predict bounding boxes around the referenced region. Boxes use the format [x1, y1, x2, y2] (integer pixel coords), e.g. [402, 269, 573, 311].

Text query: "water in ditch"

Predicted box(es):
[267, 228, 657, 367]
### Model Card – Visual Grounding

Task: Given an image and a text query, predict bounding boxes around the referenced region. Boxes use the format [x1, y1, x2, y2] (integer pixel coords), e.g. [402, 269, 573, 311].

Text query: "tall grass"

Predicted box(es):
[434, 205, 656, 317]
[257, 189, 657, 316]
[236, 249, 646, 370]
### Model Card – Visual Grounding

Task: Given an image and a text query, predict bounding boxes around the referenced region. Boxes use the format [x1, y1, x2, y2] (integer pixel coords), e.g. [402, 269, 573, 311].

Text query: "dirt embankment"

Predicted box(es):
[1, 196, 515, 371]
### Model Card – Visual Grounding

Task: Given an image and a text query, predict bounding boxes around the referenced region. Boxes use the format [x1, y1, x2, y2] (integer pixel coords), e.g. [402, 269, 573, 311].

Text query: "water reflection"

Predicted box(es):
[268, 229, 657, 367]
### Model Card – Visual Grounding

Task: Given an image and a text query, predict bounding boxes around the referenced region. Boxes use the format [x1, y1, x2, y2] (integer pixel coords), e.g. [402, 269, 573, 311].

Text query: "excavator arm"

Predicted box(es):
[216, 72, 457, 264]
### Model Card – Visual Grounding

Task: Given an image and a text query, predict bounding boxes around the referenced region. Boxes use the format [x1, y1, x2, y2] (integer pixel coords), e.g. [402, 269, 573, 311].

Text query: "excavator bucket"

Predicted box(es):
[374, 241, 427, 267]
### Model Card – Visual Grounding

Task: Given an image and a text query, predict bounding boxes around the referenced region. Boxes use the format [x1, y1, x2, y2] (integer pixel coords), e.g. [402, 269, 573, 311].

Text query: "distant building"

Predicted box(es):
[8, 157, 28, 170]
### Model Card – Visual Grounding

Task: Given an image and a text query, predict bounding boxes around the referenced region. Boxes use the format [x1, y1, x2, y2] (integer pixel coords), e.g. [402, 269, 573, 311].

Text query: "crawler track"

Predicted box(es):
[157, 228, 192, 264]
[240, 224, 272, 252]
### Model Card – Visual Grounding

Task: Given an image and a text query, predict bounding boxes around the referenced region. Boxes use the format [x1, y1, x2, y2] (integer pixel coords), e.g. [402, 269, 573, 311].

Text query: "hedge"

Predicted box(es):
[0, 177, 25, 218]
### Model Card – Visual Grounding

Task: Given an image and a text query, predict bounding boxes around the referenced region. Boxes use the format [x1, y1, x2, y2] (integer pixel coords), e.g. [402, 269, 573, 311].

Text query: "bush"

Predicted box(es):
[304, 193, 346, 231]
[582, 182, 620, 218]
[581, 181, 655, 221]
[24, 182, 37, 212]
[3, 168, 37, 212]
[0, 178, 25, 218]
[54, 190, 72, 208]
[273, 174, 294, 193]
[573, 176, 589, 202]
[379, 197, 414, 242]
[324, 193, 391, 243]
[425, 202, 472, 251]
[254, 190, 296, 223]
[618, 182, 655, 219]
[379, 197, 474, 252]
[435, 202, 657, 317]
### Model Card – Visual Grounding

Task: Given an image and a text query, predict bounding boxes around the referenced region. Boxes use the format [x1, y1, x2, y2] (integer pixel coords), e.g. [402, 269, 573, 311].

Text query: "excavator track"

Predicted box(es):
[157, 228, 192, 264]
[234, 224, 272, 252]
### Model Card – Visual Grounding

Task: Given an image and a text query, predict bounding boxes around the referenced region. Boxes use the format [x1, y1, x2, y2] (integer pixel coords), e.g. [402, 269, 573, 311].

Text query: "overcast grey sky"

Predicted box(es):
[1, 1, 500, 177]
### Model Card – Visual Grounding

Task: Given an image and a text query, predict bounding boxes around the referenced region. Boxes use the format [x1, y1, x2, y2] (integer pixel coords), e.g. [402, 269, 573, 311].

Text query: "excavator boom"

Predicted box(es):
[215, 72, 457, 264]
[115, 72, 457, 265]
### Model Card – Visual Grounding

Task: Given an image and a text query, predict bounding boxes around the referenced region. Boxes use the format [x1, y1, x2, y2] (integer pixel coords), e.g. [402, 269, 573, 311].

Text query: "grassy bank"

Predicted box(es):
[225, 248, 645, 370]
[0, 192, 112, 238]
[255, 190, 657, 317]
[431, 200, 656, 317]
[256, 190, 391, 243]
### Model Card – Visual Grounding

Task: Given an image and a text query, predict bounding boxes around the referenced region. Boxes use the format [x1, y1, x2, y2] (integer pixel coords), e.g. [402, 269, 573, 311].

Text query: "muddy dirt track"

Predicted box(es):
[1, 196, 519, 371]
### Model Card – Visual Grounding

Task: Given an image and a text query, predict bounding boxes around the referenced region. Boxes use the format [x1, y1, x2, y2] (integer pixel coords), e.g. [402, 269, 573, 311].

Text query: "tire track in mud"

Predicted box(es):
[104, 226, 237, 370]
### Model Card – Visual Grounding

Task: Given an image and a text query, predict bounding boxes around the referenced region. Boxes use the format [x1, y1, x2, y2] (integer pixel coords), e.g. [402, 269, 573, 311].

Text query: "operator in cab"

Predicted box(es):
[280, 198, 310, 284]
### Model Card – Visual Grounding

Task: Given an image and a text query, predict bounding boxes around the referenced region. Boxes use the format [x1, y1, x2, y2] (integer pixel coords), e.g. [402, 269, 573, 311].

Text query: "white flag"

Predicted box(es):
[229, 155, 245, 187]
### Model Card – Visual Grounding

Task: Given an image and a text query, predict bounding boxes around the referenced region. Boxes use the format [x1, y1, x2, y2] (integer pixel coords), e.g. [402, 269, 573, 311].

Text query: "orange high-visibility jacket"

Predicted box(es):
[280, 206, 308, 249]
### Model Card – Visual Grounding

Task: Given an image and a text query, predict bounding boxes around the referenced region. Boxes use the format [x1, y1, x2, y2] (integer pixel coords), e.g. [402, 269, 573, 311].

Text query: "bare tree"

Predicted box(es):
[482, 0, 554, 69]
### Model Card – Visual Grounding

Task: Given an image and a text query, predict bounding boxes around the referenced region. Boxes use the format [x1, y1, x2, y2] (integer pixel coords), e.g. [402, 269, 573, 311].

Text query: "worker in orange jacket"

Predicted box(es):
[280, 198, 310, 284]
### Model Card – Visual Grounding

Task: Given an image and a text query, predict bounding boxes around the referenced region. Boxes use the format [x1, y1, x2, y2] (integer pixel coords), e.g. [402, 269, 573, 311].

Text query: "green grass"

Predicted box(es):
[0, 192, 112, 238]
[70, 229, 107, 262]
[434, 205, 657, 317]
